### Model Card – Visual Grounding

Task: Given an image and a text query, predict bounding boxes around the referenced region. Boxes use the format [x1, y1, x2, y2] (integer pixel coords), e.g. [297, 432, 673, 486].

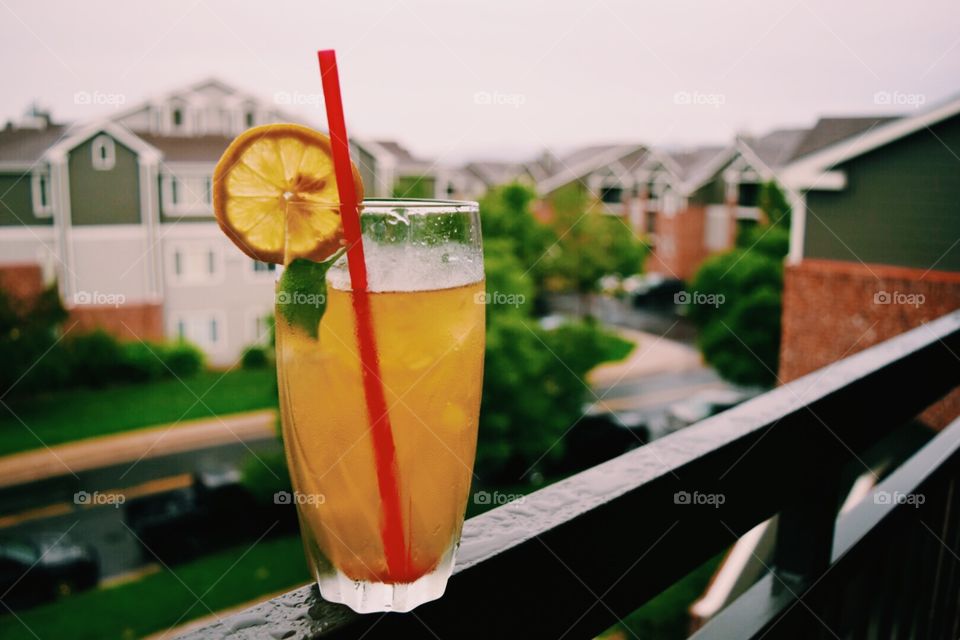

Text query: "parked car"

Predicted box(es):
[0, 533, 99, 609]
[124, 467, 256, 564]
[664, 388, 760, 432]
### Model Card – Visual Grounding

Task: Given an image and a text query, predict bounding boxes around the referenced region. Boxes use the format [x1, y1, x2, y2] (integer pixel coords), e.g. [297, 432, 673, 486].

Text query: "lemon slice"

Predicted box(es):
[212, 123, 364, 264]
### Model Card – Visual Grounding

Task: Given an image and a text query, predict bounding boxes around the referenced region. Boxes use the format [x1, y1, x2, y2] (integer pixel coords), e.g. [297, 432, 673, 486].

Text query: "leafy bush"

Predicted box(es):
[63, 330, 126, 388]
[687, 181, 791, 387]
[159, 341, 205, 378]
[120, 341, 166, 382]
[241, 346, 271, 369]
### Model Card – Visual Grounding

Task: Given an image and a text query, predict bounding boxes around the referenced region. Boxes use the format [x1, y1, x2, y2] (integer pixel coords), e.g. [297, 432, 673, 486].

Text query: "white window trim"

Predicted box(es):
[244, 258, 279, 283]
[161, 172, 214, 216]
[244, 307, 273, 345]
[91, 135, 116, 171]
[31, 171, 53, 217]
[165, 241, 226, 286]
[168, 309, 228, 353]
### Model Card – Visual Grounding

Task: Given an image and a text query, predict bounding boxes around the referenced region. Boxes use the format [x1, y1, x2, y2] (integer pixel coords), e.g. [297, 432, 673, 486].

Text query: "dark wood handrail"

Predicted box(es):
[182, 310, 960, 640]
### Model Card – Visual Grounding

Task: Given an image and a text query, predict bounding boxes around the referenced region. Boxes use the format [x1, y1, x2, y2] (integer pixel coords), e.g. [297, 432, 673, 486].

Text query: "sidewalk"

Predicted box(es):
[588, 328, 704, 387]
[0, 409, 277, 489]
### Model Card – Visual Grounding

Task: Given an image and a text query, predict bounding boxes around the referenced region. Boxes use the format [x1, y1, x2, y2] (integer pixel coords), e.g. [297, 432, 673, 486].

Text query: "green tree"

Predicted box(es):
[0, 284, 69, 396]
[476, 208, 633, 479]
[548, 186, 648, 312]
[686, 181, 791, 387]
[391, 175, 435, 199]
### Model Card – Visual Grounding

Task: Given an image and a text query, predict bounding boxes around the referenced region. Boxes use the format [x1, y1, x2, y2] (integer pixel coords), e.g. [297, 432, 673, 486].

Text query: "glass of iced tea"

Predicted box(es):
[274, 199, 485, 613]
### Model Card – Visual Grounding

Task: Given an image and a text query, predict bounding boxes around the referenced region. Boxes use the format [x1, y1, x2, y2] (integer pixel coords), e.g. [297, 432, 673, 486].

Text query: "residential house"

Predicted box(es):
[780, 94, 960, 428]
[0, 79, 385, 365]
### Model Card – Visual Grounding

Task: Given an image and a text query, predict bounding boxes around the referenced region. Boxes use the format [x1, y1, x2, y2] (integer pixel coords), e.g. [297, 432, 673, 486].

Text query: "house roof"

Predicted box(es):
[536, 143, 646, 194]
[137, 133, 232, 163]
[746, 128, 809, 167]
[464, 161, 527, 187]
[789, 116, 900, 160]
[0, 122, 69, 166]
[664, 146, 726, 181]
[783, 93, 960, 189]
[372, 139, 421, 164]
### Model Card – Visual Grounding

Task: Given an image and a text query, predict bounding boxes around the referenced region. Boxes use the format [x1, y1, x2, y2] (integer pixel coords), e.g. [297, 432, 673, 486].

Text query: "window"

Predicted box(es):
[600, 185, 623, 204]
[173, 107, 183, 127]
[91, 135, 116, 171]
[252, 260, 276, 273]
[31, 172, 53, 217]
[171, 312, 226, 352]
[244, 110, 254, 128]
[168, 243, 222, 285]
[163, 173, 214, 216]
[705, 206, 731, 251]
[737, 182, 760, 208]
[645, 210, 657, 234]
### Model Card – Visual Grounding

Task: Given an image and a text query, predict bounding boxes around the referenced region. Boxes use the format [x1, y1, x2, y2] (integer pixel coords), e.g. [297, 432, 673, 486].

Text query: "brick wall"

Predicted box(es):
[0, 263, 45, 309]
[646, 204, 710, 281]
[68, 303, 164, 342]
[780, 258, 960, 429]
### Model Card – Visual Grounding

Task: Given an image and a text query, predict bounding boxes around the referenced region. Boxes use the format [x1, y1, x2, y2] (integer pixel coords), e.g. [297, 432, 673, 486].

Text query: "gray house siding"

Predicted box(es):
[0, 173, 52, 226]
[69, 135, 141, 225]
[804, 114, 960, 271]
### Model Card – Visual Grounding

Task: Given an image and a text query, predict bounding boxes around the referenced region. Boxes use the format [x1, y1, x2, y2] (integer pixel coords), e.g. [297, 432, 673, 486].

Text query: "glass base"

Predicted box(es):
[315, 544, 457, 613]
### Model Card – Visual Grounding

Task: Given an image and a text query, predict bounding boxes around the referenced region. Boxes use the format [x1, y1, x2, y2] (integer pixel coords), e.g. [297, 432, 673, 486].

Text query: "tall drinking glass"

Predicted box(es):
[275, 199, 485, 613]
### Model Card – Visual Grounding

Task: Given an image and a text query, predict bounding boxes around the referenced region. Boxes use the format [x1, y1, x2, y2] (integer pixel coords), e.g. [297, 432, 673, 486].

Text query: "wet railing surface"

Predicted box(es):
[183, 310, 960, 640]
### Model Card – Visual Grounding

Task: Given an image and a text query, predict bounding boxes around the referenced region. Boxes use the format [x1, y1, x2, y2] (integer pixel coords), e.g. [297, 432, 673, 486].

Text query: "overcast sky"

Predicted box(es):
[2, 0, 958, 162]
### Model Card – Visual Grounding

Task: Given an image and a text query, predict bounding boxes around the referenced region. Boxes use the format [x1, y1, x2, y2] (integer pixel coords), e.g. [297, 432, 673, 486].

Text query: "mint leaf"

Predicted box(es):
[277, 255, 340, 338]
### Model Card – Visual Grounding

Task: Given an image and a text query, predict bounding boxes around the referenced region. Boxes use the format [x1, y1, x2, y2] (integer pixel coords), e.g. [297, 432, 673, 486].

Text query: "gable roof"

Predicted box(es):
[746, 128, 809, 167]
[789, 116, 900, 160]
[783, 93, 960, 189]
[536, 143, 646, 195]
[464, 161, 528, 187]
[44, 121, 162, 163]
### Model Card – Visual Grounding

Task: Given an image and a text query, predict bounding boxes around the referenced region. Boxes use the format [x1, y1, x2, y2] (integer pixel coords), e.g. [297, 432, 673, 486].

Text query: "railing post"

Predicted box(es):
[770, 465, 841, 595]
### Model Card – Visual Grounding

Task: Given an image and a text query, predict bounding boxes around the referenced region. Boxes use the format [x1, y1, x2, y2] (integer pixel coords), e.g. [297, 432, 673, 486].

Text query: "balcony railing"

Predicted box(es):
[183, 310, 960, 640]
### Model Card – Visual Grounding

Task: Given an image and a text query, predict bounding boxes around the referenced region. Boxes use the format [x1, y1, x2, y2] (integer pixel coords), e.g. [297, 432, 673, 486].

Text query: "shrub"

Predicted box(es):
[63, 330, 125, 388]
[119, 342, 166, 382]
[160, 341, 205, 378]
[241, 346, 271, 370]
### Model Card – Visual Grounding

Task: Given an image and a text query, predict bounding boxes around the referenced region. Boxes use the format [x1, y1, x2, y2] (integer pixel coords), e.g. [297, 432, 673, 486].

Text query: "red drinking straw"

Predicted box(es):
[318, 49, 407, 580]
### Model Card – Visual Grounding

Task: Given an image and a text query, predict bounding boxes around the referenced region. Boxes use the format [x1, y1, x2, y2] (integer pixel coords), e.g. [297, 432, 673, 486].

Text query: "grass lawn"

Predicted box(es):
[0, 534, 309, 640]
[603, 552, 725, 639]
[0, 369, 278, 457]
